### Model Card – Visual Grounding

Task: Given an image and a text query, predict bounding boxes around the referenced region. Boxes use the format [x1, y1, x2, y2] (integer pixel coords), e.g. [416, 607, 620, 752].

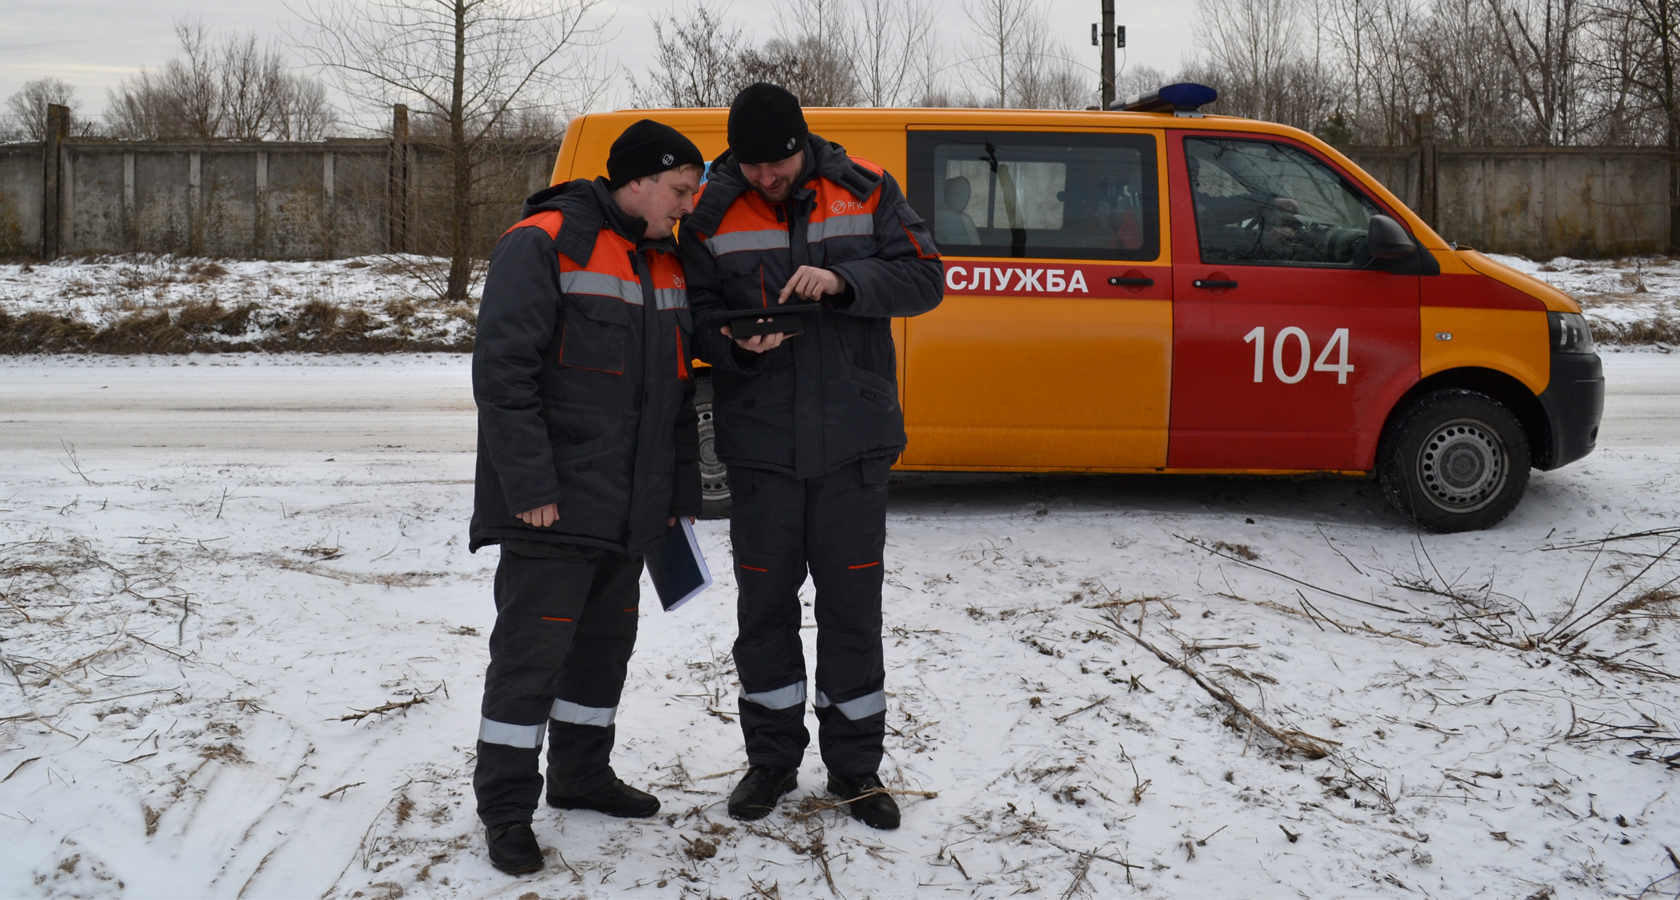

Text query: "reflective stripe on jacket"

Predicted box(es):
[680, 135, 944, 478]
[470, 177, 700, 556]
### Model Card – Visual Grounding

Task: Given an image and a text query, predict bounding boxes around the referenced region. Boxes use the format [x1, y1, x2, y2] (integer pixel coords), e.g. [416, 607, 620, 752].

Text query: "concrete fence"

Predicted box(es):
[1, 104, 1672, 261]
[1346, 144, 1672, 258]
[0, 105, 558, 262]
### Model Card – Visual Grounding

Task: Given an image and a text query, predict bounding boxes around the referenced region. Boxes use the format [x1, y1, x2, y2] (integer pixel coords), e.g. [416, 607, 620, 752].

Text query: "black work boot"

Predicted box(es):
[486, 822, 543, 874]
[546, 776, 661, 818]
[827, 772, 900, 830]
[727, 766, 798, 820]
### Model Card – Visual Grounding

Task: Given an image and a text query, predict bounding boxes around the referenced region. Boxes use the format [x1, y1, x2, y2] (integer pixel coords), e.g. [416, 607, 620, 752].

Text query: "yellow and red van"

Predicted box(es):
[550, 87, 1603, 532]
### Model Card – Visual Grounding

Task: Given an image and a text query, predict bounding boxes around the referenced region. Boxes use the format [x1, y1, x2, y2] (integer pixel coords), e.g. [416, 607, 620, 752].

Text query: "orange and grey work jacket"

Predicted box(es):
[680, 135, 944, 479]
[470, 177, 700, 556]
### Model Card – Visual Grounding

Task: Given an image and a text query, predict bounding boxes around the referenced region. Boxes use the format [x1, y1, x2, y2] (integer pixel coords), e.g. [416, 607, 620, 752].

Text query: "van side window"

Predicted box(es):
[1185, 137, 1382, 267]
[906, 131, 1160, 262]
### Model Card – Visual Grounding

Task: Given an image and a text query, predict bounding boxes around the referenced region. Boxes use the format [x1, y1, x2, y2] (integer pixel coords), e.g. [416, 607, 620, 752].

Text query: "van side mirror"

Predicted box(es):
[1367, 214, 1416, 260]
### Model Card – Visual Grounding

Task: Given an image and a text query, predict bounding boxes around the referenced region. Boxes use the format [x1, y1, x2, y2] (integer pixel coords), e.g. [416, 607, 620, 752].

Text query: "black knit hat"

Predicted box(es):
[606, 119, 704, 187]
[727, 82, 809, 164]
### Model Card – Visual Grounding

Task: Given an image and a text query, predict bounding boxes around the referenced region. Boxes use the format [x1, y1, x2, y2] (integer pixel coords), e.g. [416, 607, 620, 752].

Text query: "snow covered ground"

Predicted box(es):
[2, 353, 1678, 899]
[0, 256, 479, 352]
[0, 252, 1676, 352]
[1496, 256, 1680, 346]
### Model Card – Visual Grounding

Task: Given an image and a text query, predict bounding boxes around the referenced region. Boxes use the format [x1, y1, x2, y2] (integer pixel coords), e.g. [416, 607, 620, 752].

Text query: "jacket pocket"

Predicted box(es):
[850, 365, 898, 408]
[559, 293, 629, 374]
[822, 233, 880, 266]
[721, 264, 772, 309]
[541, 401, 608, 458]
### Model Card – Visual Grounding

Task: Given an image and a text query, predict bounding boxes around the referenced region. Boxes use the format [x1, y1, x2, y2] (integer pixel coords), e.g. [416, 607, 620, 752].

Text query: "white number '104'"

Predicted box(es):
[1242, 326, 1354, 384]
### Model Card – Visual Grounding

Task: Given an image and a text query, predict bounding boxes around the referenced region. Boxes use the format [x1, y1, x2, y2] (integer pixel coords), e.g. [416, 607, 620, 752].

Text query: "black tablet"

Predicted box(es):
[712, 304, 822, 338]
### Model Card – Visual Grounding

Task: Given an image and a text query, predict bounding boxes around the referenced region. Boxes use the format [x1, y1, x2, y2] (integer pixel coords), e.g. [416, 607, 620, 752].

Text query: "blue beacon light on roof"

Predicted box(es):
[1112, 83, 1219, 115]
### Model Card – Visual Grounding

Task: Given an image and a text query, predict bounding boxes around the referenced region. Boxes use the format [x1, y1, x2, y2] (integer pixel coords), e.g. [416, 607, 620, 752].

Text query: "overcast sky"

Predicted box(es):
[1, 0, 1200, 123]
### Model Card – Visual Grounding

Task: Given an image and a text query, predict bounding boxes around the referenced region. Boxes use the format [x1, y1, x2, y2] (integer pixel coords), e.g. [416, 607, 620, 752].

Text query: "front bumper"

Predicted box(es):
[1536, 350, 1604, 470]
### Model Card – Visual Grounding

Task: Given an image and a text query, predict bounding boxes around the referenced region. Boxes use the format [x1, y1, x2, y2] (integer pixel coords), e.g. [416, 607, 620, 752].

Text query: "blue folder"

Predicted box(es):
[645, 518, 712, 612]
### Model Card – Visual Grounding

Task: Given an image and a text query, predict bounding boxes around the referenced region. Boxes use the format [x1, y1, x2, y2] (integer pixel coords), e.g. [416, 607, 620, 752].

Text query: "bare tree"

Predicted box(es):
[296, 0, 606, 300]
[105, 19, 336, 140]
[632, 4, 750, 107]
[961, 0, 1033, 106]
[849, 0, 939, 106]
[4, 78, 81, 141]
[1196, 0, 1298, 117]
[1593, 0, 1680, 248]
[1193, 0, 1344, 133]
[1011, 14, 1092, 109]
[768, 0, 861, 105]
[1576, 0, 1658, 142]
[740, 37, 861, 106]
[1113, 65, 1169, 106]
[106, 20, 222, 138]
[275, 77, 339, 141]
[1486, 0, 1588, 143]
[219, 33, 289, 140]
[1409, 0, 1526, 143]
[959, 0, 1087, 108]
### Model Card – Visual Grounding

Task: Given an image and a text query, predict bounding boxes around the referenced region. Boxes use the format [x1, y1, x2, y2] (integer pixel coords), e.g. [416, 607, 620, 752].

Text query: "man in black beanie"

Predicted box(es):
[679, 83, 944, 830]
[468, 118, 704, 875]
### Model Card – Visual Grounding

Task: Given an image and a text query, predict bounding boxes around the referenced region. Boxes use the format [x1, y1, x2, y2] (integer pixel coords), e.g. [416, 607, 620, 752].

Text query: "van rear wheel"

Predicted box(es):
[1378, 390, 1530, 533]
[694, 372, 732, 519]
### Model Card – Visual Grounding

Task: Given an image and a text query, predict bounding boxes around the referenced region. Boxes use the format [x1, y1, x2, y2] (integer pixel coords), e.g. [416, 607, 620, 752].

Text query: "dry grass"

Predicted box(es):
[1595, 318, 1680, 346]
[0, 300, 473, 354]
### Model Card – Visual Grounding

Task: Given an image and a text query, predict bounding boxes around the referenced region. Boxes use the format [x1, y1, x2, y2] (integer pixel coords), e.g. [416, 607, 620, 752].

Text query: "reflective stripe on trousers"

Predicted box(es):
[814, 689, 887, 721]
[740, 679, 807, 710]
[478, 717, 544, 749]
[550, 698, 617, 727]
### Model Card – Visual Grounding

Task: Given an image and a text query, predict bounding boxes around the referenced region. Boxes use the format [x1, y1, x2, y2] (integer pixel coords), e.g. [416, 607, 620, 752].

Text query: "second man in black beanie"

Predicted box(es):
[681, 81, 946, 835]
[727, 82, 809, 164]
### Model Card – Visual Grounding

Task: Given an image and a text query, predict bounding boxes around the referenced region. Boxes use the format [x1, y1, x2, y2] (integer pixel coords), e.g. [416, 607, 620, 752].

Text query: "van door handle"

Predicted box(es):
[1193, 279, 1239, 290]
[1108, 276, 1154, 287]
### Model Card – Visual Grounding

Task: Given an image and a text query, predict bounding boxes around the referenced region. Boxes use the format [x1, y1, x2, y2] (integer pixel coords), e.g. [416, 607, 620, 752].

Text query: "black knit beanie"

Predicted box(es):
[727, 82, 809, 164]
[606, 119, 704, 188]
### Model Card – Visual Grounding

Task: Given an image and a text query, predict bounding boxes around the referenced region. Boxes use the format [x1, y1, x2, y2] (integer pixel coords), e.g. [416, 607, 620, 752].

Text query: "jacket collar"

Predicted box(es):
[520, 177, 659, 266]
[687, 133, 882, 236]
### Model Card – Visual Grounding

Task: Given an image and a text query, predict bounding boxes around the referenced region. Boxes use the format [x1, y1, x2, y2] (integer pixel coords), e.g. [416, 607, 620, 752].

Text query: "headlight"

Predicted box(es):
[1548, 312, 1596, 355]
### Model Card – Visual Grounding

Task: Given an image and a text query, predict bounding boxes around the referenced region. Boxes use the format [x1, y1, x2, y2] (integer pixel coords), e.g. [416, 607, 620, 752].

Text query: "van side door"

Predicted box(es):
[900, 128, 1172, 469]
[1167, 133, 1422, 471]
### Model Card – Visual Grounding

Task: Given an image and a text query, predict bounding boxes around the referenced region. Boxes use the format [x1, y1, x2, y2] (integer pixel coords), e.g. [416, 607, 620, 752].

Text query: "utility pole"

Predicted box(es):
[1101, 0, 1116, 108]
[42, 103, 68, 261]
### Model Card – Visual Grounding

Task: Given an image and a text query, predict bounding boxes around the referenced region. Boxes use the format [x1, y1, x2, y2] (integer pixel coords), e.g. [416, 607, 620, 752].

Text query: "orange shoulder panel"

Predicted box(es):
[503, 209, 562, 239]
[848, 155, 886, 177]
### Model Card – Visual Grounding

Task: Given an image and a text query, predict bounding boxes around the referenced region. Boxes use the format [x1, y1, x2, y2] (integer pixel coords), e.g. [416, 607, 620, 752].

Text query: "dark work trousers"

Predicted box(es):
[730, 457, 891, 777]
[473, 541, 643, 828]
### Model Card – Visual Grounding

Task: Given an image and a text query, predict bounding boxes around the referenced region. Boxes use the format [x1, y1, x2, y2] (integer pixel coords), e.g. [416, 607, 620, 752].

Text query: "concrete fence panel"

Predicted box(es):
[1346, 145, 1670, 257]
[0, 145, 43, 256]
[328, 149, 389, 259]
[265, 147, 329, 259]
[200, 149, 258, 256]
[2, 126, 1669, 262]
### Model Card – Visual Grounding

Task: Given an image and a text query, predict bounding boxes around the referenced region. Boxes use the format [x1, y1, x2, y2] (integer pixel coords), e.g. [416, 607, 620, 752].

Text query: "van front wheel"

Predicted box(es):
[694, 372, 732, 519]
[1378, 390, 1530, 533]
